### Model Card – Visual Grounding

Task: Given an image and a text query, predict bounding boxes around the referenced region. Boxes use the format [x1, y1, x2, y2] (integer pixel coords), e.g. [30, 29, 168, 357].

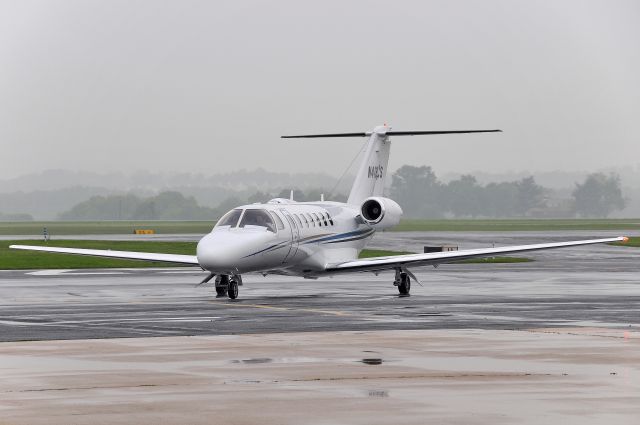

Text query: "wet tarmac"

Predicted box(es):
[0, 232, 637, 342]
[0, 232, 638, 424]
[1, 329, 639, 425]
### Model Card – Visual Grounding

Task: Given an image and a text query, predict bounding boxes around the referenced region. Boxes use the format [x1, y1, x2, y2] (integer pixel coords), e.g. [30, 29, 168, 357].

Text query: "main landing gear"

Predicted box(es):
[215, 274, 242, 299]
[394, 269, 411, 296]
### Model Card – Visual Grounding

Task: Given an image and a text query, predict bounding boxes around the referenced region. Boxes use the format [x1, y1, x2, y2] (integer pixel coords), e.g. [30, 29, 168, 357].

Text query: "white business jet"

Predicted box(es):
[11, 125, 628, 299]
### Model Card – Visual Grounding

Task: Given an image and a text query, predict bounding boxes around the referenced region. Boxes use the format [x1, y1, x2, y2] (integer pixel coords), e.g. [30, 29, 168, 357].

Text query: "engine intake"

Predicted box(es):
[362, 199, 384, 223]
[359, 197, 403, 230]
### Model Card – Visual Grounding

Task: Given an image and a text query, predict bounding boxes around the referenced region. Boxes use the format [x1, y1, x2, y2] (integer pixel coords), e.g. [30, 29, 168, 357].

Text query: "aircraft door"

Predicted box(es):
[280, 209, 299, 262]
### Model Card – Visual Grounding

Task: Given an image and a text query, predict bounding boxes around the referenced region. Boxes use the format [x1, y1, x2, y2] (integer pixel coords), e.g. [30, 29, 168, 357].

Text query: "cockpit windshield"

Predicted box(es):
[239, 209, 276, 233]
[215, 209, 242, 228]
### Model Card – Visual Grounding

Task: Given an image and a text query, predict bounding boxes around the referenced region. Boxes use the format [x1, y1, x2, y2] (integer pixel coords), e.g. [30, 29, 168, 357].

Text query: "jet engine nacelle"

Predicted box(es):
[360, 197, 403, 230]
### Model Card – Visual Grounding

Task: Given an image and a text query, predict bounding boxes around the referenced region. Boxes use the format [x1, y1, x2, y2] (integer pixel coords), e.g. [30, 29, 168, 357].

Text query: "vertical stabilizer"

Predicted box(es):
[347, 126, 391, 205]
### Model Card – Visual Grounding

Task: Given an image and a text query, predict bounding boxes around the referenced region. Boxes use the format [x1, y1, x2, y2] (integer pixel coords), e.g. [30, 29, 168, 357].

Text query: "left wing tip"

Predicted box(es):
[621, 236, 630, 243]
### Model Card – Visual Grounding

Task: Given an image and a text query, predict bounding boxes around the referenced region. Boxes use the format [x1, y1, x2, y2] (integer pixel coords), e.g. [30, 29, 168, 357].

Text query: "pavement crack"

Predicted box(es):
[523, 328, 638, 340]
[7, 383, 180, 393]
[225, 372, 554, 385]
[290, 372, 553, 382]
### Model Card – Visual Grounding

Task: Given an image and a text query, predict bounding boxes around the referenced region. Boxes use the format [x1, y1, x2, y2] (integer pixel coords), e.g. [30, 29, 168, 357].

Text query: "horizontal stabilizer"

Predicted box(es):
[386, 130, 501, 136]
[281, 132, 367, 138]
[281, 129, 501, 138]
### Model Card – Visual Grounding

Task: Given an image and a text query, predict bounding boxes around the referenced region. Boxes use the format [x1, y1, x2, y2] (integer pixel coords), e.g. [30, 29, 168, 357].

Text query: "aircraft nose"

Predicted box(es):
[196, 231, 271, 273]
[197, 233, 237, 272]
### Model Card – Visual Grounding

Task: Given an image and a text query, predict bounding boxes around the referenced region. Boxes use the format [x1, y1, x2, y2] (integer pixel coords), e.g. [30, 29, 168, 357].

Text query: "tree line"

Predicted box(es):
[390, 166, 626, 218]
[59, 192, 217, 220]
[59, 189, 347, 221]
[58, 167, 627, 220]
[0, 212, 34, 221]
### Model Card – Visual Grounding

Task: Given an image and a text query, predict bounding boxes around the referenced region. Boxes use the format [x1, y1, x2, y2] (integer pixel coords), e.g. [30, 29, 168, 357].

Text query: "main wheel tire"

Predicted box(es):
[228, 279, 239, 299]
[215, 286, 228, 296]
[398, 273, 411, 296]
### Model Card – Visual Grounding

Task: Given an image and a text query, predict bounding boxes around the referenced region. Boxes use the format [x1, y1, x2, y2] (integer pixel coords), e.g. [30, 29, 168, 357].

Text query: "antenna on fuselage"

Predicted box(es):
[290, 190, 294, 201]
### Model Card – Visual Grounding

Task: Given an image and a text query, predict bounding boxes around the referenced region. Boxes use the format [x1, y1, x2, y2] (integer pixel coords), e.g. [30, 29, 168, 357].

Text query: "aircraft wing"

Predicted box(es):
[9, 245, 200, 265]
[325, 236, 628, 274]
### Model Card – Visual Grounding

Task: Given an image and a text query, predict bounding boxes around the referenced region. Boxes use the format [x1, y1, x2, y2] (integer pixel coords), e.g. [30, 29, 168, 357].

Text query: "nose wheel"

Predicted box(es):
[228, 278, 239, 299]
[215, 274, 242, 299]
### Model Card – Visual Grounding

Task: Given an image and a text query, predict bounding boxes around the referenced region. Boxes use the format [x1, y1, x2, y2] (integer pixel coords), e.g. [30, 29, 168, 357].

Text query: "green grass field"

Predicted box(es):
[393, 218, 640, 232]
[0, 240, 198, 269]
[0, 221, 213, 236]
[0, 218, 639, 236]
[357, 249, 413, 258]
[0, 242, 534, 270]
[361, 249, 533, 264]
[458, 256, 533, 264]
[611, 236, 640, 247]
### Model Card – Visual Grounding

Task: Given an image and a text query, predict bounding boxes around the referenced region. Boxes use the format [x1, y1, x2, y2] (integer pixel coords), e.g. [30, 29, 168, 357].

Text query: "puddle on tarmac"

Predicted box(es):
[231, 358, 273, 364]
[227, 356, 390, 366]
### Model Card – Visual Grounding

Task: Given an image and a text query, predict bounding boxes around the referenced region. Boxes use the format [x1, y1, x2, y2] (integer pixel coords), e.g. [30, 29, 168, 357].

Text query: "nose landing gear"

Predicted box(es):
[214, 275, 228, 297]
[215, 274, 242, 299]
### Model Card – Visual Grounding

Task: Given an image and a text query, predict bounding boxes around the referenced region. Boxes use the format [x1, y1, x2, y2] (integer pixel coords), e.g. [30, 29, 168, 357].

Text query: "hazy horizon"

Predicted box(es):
[2, 0, 639, 180]
[2, 164, 639, 220]
[2, 163, 640, 189]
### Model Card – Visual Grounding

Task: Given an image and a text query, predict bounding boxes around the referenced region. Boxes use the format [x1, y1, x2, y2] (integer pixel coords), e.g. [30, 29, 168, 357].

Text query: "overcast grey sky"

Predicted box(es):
[1, 0, 639, 180]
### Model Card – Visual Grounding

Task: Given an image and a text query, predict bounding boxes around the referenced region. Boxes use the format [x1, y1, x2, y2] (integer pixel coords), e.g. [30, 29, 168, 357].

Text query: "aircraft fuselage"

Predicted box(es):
[196, 200, 372, 277]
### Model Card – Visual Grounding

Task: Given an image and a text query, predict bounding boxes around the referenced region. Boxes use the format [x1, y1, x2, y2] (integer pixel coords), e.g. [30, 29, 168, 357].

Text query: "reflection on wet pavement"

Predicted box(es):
[361, 358, 383, 365]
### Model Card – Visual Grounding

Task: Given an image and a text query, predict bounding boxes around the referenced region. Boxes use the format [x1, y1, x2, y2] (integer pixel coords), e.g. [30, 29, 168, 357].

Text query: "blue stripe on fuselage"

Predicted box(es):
[303, 228, 373, 244]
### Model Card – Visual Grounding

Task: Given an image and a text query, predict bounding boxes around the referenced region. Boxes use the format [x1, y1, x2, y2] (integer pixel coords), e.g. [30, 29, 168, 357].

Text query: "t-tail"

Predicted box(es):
[347, 126, 391, 205]
[282, 125, 501, 205]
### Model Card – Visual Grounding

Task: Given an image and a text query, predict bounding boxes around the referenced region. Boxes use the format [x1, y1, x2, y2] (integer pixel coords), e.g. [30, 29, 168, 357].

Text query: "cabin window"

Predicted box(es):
[300, 213, 309, 227]
[305, 213, 315, 227]
[321, 212, 329, 226]
[269, 211, 285, 230]
[326, 213, 334, 226]
[312, 213, 322, 226]
[216, 209, 242, 228]
[293, 214, 303, 228]
[322, 212, 330, 226]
